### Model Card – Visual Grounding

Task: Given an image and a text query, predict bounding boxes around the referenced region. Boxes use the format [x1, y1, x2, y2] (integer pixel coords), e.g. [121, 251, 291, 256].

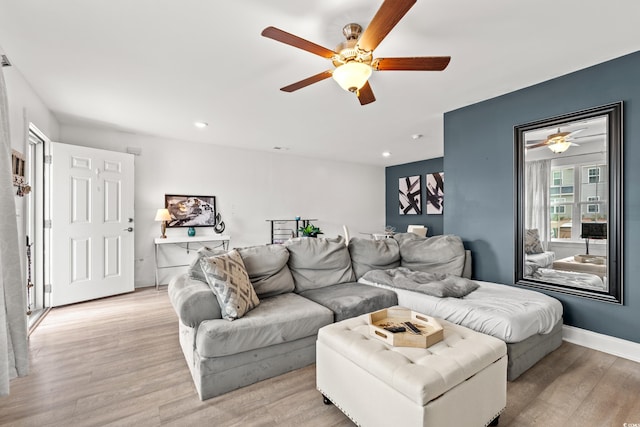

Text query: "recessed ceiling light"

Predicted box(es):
[194, 121, 208, 128]
[411, 134, 423, 140]
[382, 151, 391, 157]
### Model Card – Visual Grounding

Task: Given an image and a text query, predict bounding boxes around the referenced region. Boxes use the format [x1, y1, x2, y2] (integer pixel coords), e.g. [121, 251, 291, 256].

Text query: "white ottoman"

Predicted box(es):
[316, 311, 507, 427]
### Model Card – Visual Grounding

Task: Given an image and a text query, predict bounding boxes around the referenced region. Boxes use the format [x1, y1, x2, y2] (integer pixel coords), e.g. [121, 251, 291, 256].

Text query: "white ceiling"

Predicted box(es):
[1, 0, 639, 166]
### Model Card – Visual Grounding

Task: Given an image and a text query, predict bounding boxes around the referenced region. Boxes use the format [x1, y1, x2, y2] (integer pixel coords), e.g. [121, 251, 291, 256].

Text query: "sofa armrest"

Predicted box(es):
[168, 274, 222, 327]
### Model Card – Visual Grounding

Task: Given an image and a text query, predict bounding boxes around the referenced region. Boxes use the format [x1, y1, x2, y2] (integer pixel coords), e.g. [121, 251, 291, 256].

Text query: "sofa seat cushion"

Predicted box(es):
[195, 292, 333, 357]
[298, 282, 398, 322]
[348, 237, 401, 279]
[237, 244, 295, 297]
[285, 236, 356, 292]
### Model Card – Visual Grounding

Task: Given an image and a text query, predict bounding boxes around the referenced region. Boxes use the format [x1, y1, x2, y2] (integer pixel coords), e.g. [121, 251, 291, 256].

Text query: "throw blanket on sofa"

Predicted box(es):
[362, 267, 479, 298]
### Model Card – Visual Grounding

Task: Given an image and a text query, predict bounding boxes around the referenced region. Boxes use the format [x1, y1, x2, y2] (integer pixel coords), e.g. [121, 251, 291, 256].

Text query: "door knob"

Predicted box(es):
[123, 227, 133, 232]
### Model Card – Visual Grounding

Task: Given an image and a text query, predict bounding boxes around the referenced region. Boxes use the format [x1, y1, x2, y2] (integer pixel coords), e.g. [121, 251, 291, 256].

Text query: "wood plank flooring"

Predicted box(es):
[1, 287, 639, 426]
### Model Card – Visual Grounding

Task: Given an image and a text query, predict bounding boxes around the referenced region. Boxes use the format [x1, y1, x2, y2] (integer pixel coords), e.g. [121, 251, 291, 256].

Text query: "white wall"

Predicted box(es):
[60, 125, 385, 287]
[2, 59, 60, 280]
[3, 64, 59, 152]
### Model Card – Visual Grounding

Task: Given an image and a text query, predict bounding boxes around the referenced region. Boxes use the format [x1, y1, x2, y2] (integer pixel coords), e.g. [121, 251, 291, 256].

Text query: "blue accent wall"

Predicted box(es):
[385, 158, 444, 236]
[444, 51, 640, 343]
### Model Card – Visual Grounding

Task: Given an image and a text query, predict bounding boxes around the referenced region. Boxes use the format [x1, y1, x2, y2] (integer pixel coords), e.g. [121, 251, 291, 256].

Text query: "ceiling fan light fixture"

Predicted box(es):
[548, 137, 572, 153]
[332, 61, 372, 92]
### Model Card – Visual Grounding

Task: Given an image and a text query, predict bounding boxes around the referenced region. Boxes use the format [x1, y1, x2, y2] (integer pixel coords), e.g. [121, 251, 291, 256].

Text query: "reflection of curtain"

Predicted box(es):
[525, 160, 551, 250]
[0, 67, 29, 396]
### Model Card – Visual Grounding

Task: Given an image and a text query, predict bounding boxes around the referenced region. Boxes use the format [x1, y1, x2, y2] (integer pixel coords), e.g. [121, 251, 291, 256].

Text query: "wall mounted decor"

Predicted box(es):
[11, 149, 25, 186]
[165, 194, 217, 227]
[426, 172, 444, 214]
[515, 102, 623, 303]
[399, 175, 421, 215]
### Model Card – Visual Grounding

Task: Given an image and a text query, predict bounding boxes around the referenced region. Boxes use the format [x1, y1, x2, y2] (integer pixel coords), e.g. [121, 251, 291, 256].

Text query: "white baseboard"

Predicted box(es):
[562, 325, 640, 363]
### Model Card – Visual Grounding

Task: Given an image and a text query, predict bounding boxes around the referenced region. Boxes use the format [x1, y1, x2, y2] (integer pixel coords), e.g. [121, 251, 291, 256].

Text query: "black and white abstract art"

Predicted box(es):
[426, 172, 444, 214]
[399, 175, 422, 215]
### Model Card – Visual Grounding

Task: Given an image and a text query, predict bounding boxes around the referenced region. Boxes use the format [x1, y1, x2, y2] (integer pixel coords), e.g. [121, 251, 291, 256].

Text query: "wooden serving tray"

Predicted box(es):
[368, 307, 443, 348]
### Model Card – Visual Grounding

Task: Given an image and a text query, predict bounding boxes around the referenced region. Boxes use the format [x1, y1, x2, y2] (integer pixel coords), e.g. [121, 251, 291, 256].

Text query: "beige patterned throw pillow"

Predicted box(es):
[524, 228, 544, 254]
[200, 250, 259, 320]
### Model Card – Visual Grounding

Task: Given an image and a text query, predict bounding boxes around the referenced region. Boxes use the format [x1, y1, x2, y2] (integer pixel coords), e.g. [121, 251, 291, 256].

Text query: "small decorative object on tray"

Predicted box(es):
[573, 254, 605, 264]
[368, 307, 444, 348]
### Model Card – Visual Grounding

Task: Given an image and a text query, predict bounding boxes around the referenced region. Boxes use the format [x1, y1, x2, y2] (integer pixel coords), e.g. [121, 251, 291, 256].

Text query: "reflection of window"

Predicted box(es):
[550, 164, 605, 241]
[587, 196, 600, 213]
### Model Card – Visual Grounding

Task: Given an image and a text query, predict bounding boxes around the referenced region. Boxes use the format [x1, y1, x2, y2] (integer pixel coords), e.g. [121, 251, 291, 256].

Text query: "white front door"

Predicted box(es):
[50, 142, 135, 306]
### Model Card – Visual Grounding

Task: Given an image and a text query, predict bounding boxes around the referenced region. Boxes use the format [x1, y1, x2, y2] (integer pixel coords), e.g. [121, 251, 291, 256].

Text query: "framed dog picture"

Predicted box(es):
[164, 194, 217, 227]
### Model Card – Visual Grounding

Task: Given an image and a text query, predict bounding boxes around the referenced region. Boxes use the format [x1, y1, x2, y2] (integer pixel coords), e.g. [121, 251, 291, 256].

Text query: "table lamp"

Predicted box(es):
[155, 208, 171, 238]
[580, 222, 606, 255]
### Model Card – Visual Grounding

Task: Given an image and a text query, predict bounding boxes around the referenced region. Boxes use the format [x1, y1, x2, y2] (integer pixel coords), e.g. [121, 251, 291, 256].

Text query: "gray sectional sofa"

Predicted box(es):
[168, 235, 400, 400]
[168, 233, 560, 401]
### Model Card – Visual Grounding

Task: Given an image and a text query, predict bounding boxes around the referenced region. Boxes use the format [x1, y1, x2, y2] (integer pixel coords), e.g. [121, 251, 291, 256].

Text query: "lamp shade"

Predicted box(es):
[154, 208, 171, 222]
[332, 62, 372, 92]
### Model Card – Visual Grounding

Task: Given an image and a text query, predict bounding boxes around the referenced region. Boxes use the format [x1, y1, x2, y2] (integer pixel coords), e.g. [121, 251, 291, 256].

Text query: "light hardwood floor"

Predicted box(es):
[1, 288, 639, 427]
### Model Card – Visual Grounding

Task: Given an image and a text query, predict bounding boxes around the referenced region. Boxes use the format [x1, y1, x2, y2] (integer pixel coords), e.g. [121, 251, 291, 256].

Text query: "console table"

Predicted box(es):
[154, 235, 230, 289]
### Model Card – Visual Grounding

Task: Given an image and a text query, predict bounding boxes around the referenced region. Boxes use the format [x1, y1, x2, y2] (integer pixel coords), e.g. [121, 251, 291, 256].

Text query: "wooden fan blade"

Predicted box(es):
[526, 141, 550, 149]
[357, 81, 376, 105]
[261, 26, 336, 58]
[374, 56, 451, 71]
[357, 0, 417, 52]
[280, 70, 333, 92]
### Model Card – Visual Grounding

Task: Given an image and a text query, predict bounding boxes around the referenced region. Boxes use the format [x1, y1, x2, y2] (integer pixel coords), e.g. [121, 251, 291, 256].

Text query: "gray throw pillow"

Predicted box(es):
[524, 229, 544, 254]
[200, 250, 260, 321]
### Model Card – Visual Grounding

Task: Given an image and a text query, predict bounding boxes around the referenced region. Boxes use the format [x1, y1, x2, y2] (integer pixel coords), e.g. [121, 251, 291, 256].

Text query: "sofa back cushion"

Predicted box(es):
[237, 244, 295, 298]
[188, 245, 227, 282]
[348, 237, 401, 279]
[284, 236, 356, 292]
[396, 233, 466, 276]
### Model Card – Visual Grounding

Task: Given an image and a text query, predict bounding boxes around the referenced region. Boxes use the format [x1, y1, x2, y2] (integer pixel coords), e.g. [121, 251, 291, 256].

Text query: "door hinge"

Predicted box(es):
[44, 220, 52, 229]
[44, 284, 52, 293]
[44, 154, 52, 164]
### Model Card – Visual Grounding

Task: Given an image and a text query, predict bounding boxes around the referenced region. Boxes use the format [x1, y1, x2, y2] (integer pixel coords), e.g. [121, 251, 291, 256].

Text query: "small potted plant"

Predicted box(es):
[299, 223, 323, 238]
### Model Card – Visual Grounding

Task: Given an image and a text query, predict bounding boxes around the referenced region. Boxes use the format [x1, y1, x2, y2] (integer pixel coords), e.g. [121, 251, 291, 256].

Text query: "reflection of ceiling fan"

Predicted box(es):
[261, 0, 451, 106]
[526, 128, 585, 153]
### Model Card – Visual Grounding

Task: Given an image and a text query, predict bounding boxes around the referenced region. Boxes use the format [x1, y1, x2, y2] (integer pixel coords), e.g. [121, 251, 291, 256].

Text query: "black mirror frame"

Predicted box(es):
[515, 102, 623, 304]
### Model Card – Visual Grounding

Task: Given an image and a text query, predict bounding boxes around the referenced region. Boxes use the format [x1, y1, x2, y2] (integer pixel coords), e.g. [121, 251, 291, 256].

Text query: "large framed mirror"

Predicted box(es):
[515, 102, 623, 303]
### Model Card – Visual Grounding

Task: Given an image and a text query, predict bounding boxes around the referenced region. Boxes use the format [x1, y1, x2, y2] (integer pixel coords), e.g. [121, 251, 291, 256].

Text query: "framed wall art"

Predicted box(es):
[164, 194, 217, 227]
[426, 172, 444, 214]
[399, 175, 421, 215]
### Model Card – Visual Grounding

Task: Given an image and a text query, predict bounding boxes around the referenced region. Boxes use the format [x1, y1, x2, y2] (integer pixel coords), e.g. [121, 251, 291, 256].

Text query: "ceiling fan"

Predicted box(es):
[526, 128, 585, 153]
[261, 0, 450, 106]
